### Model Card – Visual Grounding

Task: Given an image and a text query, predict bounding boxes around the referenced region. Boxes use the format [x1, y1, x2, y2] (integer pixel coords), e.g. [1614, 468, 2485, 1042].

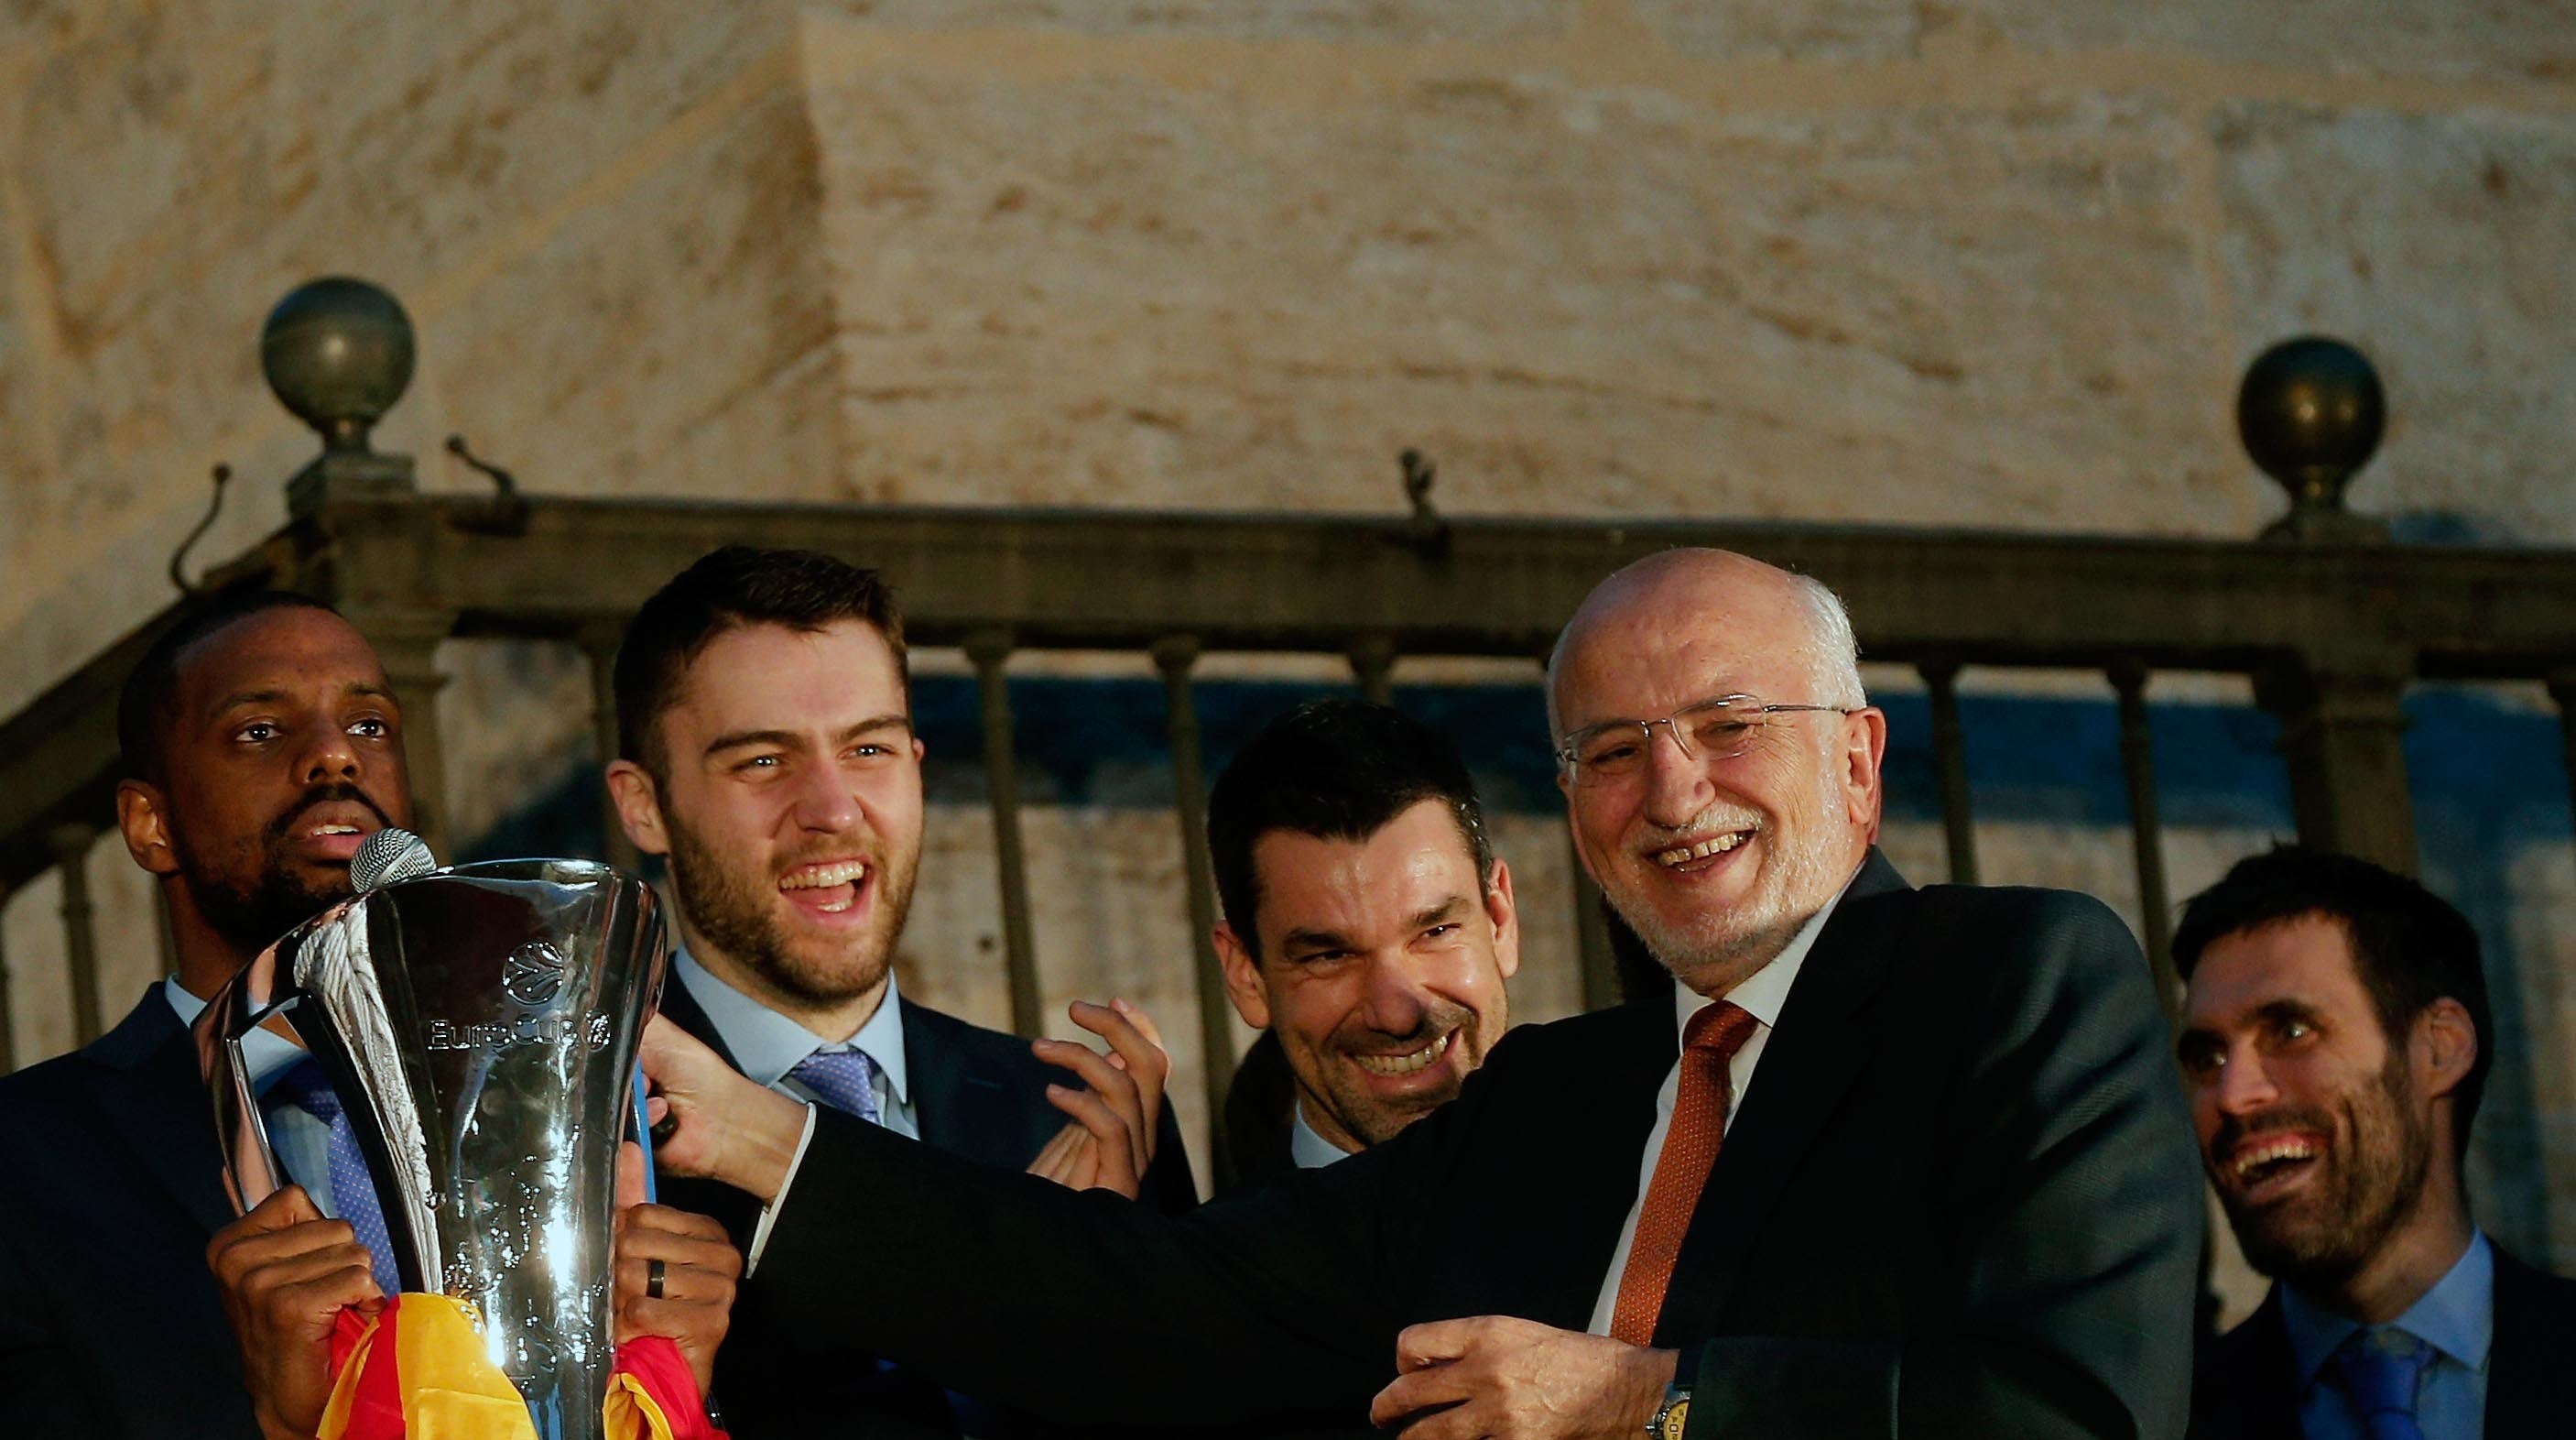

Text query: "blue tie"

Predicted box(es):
[2328, 1327, 2430, 1440]
[787, 1048, 882, 1125]
[269, 1060, 402, 1296]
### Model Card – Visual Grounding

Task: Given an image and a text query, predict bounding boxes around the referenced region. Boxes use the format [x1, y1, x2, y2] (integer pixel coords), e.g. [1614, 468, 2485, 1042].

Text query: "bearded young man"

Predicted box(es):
[2175, 846, 2576, 1440]
[635, 547, 2201, 1440]
[603, 546, 1191, 1440]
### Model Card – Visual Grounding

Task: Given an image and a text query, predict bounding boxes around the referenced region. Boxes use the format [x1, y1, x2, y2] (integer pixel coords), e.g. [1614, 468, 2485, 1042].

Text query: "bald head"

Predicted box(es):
[1547, 550, 1864, 737]
[1546, 549, 1885, 996]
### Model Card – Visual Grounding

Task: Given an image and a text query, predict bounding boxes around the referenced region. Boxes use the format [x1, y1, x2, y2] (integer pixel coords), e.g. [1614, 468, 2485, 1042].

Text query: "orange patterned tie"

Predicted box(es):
[1609, 1000, 1761, 1347]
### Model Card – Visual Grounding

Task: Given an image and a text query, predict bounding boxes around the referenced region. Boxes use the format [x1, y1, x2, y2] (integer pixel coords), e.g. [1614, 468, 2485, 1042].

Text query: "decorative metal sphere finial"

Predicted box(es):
[2237, 336, 2387, 541]
[260, 277, 416, 453]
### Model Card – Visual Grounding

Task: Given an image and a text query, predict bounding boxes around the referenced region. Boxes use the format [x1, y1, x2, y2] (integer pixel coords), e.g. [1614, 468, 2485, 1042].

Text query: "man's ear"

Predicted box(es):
[1484, 857, 1522, 982]
[2415, 997, 2480, 1102]
[603, 760, 672, 858]
[1214, 923, 1272, 1031]
[1842, 707, 1888, 830]
[114, 779, 181, 878]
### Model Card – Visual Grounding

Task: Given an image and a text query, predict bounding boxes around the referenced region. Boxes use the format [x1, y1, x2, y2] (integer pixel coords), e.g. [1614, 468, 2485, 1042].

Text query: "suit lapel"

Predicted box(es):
[1523, 998, 1679, 1330]
[1650, 852, 1915, 1345]
[657, 968, 747, 1075]
[2484, 1249, 2576, 1438]
[86, 995, 239, 1236]
[904, 1000, 1025, 1165]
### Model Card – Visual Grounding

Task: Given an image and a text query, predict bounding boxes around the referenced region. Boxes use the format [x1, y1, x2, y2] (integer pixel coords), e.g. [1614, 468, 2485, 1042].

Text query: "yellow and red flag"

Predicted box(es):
[318, 1295, 723, 1440]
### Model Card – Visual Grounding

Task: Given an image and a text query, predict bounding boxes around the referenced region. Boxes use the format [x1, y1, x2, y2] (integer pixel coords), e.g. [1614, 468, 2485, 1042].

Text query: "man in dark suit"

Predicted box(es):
[640, 547, 2203, 1439]
[0, 592, 414, 1438]
[603, 546, 1193, 1439]
[2175, 846, 2576, 1440]
[1208, 700, 1519, 1196]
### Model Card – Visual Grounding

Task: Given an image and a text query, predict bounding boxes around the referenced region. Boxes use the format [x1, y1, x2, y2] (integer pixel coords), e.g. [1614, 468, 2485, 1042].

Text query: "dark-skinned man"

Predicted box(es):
[0, 590, 734, 1440]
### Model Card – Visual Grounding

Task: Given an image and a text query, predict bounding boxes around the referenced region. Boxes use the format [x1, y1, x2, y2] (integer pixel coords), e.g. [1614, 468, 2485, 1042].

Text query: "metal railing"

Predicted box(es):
[5, 290, 2575, 1168]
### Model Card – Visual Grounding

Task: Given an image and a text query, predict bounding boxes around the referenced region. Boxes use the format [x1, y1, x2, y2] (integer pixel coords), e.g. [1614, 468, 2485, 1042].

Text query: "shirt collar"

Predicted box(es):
[2279, 1229, 2495, 1383]
[1669, 867, 1856, 1044]
[162, 976, 309, 1094]
[1288, 1102, 1356, 1171]
[671, 944, 911, 1107]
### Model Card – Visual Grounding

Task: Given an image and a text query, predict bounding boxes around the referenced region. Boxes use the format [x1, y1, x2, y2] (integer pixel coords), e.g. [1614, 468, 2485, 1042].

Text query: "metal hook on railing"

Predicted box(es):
[444, 433, 530, 535]
[1395, 448, 1451, 560]
[168, 462, 235, 598]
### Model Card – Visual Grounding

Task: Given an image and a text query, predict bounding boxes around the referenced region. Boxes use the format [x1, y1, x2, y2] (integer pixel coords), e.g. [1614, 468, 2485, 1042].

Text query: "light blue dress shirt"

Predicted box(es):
[1288, 1105, 1352, 1171]
[2279, 1230, 2494, 1440]
[668, 946, 918, 1140]
[161, 977, 352, 1219]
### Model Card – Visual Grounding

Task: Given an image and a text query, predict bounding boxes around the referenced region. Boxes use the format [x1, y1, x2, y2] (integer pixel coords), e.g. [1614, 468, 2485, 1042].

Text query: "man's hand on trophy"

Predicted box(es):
[639, 1013, 810, 1203]
[1026, 998, 1171, 1198]
[206, 1184, 384, 1440]
[614, 1143, 742, 1398]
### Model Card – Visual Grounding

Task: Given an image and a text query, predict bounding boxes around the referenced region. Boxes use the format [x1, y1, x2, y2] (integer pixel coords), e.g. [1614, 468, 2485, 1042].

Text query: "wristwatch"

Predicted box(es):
[1646, 1384, 1689, 1440]
[1646, 1348, 1695, 1440]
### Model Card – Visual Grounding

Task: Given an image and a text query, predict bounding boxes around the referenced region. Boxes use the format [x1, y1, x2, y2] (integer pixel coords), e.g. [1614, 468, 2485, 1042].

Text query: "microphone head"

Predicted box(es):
[351, 827, 439, 892]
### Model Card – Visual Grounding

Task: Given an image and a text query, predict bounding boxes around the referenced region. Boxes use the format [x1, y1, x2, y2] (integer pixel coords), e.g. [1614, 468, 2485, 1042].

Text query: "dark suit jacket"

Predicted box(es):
[749, 852, 2206, 1438]
[2189, 1245, 2576, 1440]
[0, 989, 261, 1439]
[657, 976, 1197, 1439]
[1216, 1030, 1299, 1201]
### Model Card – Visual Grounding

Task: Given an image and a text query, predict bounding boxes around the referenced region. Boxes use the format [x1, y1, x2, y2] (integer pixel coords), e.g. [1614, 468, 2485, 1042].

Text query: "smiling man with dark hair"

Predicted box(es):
[1207, 699, 1518, 1191]
[2175, 845, 2576, 1440]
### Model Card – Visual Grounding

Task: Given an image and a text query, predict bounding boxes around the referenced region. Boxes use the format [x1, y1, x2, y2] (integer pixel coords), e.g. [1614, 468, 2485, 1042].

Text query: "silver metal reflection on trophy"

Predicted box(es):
[196, 831, 667, 1440]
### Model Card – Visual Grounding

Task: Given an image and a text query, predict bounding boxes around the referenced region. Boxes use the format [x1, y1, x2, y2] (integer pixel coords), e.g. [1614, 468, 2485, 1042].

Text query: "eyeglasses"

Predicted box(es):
[1555, 693, 1858, 786]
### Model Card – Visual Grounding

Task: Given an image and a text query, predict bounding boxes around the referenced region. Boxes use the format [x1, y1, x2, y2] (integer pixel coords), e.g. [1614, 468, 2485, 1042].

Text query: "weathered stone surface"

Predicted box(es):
[808, 1, 1571, 45]
[1938, 2, 2576, 86]
[419, 84, 844, 506]
[807, 44, 2237, 530]
[2216, 104, 2576, 544]
[1631, 0, 1922, 62]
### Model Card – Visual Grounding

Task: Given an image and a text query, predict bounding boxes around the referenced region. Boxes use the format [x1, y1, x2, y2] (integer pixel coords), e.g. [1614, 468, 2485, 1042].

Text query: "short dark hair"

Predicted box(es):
[2173, 845, 2493, 1155]
[614, 546, 908, 776]
[117, 589, 340, 784]
[1206, 700, 1494, 960]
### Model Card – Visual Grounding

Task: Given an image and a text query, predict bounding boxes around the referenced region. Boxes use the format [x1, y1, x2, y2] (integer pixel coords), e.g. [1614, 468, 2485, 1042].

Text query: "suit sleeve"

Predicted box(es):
[747, 1080, 1471, 1430]
[0, 1218, 108, 1435]
[1145, 1100, 1201, 1213]
[1687, 892, 2201, 1440]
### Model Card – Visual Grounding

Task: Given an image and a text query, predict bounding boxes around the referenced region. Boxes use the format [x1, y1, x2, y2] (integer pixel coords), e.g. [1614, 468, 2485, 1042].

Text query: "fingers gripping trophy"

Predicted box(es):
[197, 830, 683, 1440]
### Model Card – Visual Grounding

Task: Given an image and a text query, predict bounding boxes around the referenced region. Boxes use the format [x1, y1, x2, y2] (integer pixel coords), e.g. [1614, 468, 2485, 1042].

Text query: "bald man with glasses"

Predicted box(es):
[640, 549, 2202, 1440]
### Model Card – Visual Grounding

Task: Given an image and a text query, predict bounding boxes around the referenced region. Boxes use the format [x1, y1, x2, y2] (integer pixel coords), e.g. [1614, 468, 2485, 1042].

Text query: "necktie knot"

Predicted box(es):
[788, 1047, 883, 1124]
[1683, 1000, 1759, 1063]
[2329, 1327, 2429, 1440]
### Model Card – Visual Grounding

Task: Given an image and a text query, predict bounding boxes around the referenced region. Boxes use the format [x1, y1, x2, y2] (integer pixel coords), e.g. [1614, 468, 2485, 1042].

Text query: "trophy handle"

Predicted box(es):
[205, 991, 306, 1216]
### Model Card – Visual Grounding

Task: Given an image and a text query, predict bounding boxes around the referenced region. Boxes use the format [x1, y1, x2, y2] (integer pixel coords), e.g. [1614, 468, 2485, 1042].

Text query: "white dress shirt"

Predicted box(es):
[1585, 878, 1853, 1336]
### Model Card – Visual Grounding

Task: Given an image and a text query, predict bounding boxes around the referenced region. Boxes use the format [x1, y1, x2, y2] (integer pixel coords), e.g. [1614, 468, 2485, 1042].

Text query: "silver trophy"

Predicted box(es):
[197, 830, 667, 1440]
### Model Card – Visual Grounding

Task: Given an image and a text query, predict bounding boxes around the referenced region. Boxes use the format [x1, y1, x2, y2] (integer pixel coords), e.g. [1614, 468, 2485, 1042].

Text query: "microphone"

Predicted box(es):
[351, 827, 440, 892]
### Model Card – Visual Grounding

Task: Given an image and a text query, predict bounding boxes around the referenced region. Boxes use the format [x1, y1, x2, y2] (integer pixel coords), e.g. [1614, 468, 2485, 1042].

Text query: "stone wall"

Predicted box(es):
[5, 0, 2575, 1308]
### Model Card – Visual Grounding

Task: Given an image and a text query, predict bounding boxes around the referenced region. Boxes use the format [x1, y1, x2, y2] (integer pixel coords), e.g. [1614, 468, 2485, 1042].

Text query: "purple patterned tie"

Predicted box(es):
[269, 1060, 402, 1295]
[787, 1048, 883, 1125]
[2327, 1328, 2430, 1440]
